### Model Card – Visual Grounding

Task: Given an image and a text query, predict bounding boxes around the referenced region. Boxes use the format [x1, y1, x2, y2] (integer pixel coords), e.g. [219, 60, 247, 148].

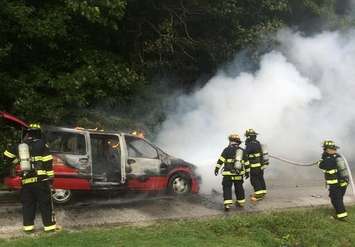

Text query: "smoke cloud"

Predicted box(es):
[155, 29, 355, 192]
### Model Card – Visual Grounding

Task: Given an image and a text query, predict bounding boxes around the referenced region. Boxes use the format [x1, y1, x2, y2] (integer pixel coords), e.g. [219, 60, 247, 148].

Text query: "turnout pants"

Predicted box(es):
[250, 168, 267, 198]
[329, 184, 347, 219]
[222, 176, 245, 206]
[21, 181, 56, 231]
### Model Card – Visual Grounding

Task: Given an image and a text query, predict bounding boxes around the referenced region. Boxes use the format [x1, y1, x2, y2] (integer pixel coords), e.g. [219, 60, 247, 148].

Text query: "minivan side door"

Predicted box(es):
[44, 127, 91, 177]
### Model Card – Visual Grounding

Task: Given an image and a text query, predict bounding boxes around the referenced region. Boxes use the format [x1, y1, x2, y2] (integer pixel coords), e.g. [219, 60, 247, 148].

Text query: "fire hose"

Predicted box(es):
[269, 153, 355, 200]
[269, 154, 318, 167]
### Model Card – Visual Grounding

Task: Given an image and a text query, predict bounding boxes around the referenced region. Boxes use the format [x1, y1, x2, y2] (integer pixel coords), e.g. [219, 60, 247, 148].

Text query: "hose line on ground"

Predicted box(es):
[269, 153, 355, 199]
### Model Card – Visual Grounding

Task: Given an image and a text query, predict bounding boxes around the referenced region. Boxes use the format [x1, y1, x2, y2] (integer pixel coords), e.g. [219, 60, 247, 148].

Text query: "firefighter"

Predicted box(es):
[318, 140, 349, 220]
[214, 134, 248, 211]
[3, 124, 59, 232]
[244, 129, 268, 202]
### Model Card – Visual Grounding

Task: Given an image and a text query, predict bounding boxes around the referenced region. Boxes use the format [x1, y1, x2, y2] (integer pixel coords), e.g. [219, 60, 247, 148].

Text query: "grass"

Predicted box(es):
[1, 206, 355, 247]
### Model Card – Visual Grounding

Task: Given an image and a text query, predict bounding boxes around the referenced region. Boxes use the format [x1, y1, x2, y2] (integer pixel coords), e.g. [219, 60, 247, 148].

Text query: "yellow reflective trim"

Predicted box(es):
[32, 155, 53, 162]
[47, 171, 54, 176]
[37, 170, 47, 175]
[231, 176, 242, 180]
[237, 199, 246, 203]
[42, 155, 53, 162]
[251, 163, 261, 168]
[337, 212, 348, 218]
[29, 123, 41, 129]
[224, 200, 233, 205]
[23, 225, 34, 231]
[226, 159, 235, 163]
[245, 168, 250, 172]
[44, 224, 56, 231]
[215, 164, 222, 169]
[31, 156, 43, 161]
[248, 153, 261, 158]
[324, 169, 337, 174]
[326, 179, 338, 184]
[22, 177, 38, 184]
[12, 158, 19, 164]
[222, 171, 234, 176]
[4, 150, 16, 158]
[255, 190, 267, 195]
[219, 156, 226, 162]
[340, 182, 348, 187]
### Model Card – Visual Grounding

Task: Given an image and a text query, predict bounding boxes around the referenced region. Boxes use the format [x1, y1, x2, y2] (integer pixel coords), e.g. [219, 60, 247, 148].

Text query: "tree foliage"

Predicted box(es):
[0, 0, 352, 176]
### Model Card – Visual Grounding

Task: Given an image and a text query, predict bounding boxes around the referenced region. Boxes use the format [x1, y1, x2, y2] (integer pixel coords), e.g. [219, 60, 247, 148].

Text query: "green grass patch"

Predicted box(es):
[1, 206, 355, 247]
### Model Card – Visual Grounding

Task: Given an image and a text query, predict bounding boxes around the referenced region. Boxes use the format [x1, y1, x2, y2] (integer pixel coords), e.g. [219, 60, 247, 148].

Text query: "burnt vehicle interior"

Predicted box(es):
[90, 134, 121, 183]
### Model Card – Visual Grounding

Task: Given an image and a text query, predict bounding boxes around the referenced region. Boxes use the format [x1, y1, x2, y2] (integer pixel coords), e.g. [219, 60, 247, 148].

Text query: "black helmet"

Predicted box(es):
[245, 128, 258, 137]
[322, 140, 339, 150]
[24, 123, 42, 140]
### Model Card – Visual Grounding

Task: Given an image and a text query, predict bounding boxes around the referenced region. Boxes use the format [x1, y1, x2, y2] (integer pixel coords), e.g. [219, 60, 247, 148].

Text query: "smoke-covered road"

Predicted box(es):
[1, 177, 354, 239]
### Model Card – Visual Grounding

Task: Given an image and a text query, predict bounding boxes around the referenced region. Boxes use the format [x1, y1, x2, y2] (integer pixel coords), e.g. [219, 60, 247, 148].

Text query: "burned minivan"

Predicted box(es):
[1, 113, 200, 204]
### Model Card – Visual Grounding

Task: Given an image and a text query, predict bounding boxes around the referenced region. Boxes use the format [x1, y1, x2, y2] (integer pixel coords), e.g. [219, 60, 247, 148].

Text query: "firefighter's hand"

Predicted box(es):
[214, 168, 219, 176]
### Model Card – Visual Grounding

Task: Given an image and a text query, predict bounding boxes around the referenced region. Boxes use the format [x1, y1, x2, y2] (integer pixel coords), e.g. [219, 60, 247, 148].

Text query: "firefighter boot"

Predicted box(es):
[44, 225, 62, 233]
[250, 194, 264, 203]
[224, 205, 231, 212]
[235, 200, 245, 208]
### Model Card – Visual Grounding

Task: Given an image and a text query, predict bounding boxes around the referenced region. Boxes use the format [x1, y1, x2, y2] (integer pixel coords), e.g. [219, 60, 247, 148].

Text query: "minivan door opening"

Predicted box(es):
[90, 134, 121, 183]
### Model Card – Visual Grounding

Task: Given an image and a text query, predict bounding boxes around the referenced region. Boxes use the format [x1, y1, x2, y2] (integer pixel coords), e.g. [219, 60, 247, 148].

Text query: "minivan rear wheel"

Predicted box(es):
[52, 189, 72, 204]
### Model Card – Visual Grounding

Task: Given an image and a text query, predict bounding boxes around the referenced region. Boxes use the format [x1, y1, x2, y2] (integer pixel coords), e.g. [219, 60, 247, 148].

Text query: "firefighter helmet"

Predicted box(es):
[228, 133, 241, 143]
[322, 140, 339, 150]
[29, 123, 41, 129]
[24, 123, 42, 140]
[245, 128, 258, 137]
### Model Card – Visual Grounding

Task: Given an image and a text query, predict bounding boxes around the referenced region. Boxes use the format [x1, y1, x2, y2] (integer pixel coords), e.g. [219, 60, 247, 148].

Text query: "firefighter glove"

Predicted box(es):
[214, 168, 219, 176]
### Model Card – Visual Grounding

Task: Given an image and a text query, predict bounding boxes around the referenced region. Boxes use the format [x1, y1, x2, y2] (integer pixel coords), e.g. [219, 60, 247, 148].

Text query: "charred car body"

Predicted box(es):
[1, 112, 200, 204]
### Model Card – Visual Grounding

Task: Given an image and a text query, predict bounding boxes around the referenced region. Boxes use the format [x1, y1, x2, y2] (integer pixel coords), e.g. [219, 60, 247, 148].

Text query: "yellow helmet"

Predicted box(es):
[245, 128, 258, 137]
[228, 133, 241, 143]
[322, 140, 339, 150]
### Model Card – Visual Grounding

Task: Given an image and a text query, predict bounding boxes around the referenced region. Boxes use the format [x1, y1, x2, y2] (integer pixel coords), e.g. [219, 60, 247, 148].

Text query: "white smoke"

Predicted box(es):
[156, 29, 355, 192]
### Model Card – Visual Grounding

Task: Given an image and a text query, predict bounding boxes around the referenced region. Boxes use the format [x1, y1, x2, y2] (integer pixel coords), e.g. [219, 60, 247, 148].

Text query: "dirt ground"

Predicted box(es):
[1, 176, 354, 239]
